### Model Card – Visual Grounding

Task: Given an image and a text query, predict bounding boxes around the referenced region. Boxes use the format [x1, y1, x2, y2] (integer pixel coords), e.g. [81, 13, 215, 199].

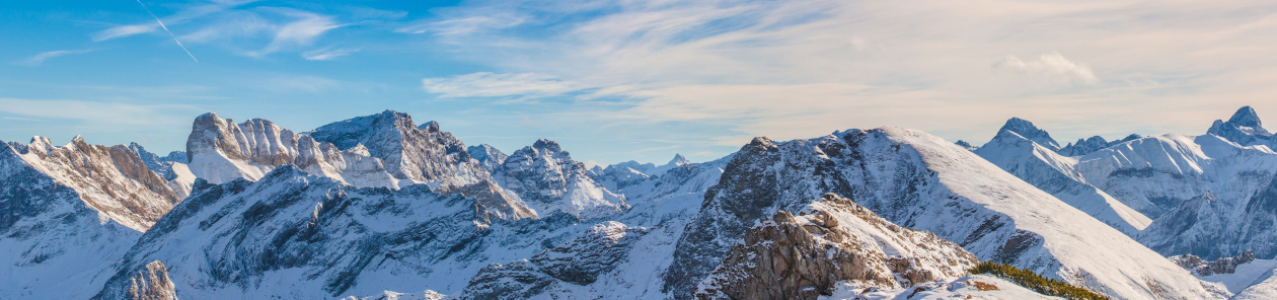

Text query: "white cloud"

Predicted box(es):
[250, 11, 340, 56]
[412, 0, 1277, 147]
[302, 47, 358, 61]
[993, 53, 1098, 86]
[398, 14, 525, 35]
[21, 49, 96, 65]
[422, 72, 587, 98]
[93, 24, 158, 41]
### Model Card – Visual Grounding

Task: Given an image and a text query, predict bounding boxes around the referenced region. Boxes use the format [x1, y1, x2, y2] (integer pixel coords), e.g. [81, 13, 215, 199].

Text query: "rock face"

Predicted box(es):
[128, 143, 197, 199]
[1171, 250, 1256, 276]
[453, 221, 646, 299]
[8, 136, 180, 231]
[664, 127, 1223, 300]
[186, 114, 299, 184]
[0, 137, 178, 299]
[308, 111, 490, 193]
[975, 120, 1151, 235]
[468, 144, 508, 172]
[91, 166, 547, 300]
[128, 261, 177, 300]
[694, 194, 976, 300]
[492, 139, 627, 219]
[184, 111, 535, 220]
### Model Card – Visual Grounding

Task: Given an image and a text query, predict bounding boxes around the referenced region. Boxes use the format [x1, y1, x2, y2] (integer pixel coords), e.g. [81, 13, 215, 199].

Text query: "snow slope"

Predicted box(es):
[975, 121, 1151, 235]
[665, 127, 1226, 300]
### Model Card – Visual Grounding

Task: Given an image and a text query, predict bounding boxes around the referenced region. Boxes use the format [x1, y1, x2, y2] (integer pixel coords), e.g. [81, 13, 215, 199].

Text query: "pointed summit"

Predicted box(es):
[667, 153, 690, 166]
[1229, 106, 1263, 129]
[1207, 106, 1272, 146]
[992, 117, 1060, 150]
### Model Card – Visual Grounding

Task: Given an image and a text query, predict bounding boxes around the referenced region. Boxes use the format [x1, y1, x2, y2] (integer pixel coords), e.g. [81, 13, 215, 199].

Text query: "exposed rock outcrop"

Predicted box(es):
[694, 194, 976, 300]
[453, 221, 646, 299]
[1170, 250, 1256, 276]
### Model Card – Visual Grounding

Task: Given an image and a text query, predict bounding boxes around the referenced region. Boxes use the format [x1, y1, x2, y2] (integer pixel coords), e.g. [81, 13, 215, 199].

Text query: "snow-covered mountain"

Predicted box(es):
[997, 118, 1062, 151]
[664, 127, 1225, 300]
[0, 136, 179, 299]
[14, 107, 1275, 299]
[1057, 134, 1142, 156]
[91, 166, 547, 300]
[1207, 106, 1272, 148]
[974, 119, 1151, 235]
[467, 144, 507, 172]
[591, 154, 693, 192]
[491, 139, 628, 219]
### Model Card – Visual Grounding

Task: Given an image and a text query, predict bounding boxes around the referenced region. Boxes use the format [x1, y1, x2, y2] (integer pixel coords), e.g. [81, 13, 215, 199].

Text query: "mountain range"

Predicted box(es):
[4, 106, 1277, 299]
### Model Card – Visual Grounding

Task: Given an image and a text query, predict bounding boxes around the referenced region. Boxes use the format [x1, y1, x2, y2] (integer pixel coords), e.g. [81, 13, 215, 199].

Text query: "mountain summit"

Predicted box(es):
[1208, 106, 1273, 146]
[992, 117, 1061, 150]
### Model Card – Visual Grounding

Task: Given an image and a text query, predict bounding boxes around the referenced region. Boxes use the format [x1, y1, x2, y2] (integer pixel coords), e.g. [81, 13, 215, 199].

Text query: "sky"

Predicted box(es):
[3, 0, 1277, 166]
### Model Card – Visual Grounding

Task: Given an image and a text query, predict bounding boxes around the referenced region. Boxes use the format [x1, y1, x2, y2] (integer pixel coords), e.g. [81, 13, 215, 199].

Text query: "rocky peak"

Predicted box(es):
[1229, 106, 1263, 129]
[308, 110, 486, 192]
[495, 139, 627, 219]
[530, 139, 563, 154]
[1208, 106, 1273, 147]
[668, 154, 690, 166]
[186, 113, 300, 184]
[954, 140, 978, 151]
[993, 117, 1060, 150]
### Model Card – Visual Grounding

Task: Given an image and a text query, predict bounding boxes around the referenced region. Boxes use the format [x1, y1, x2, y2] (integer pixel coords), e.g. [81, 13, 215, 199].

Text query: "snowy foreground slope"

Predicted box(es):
[0, 137, 180, 299]
[665, 127, 1225, 300]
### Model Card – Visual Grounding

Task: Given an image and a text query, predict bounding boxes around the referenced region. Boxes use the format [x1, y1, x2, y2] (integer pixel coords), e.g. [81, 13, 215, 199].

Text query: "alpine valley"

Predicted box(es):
[11, 107, 1277, 299]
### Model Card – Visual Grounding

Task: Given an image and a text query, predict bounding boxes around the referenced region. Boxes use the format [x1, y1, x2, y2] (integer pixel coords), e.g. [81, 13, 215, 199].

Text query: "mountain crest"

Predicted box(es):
[1207, 106, 1273, 146]
[1229, 106, 1263, 128]
[531, 139, 563, 153]
[996, 117, 1060, 150]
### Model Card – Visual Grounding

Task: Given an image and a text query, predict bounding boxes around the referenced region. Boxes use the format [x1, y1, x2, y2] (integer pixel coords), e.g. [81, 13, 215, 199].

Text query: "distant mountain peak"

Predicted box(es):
[1229, 106, 1263, 128]
[1208, 106, 1272, 146]
[667, 153, 690, 165]
[531, 139, 563, 153]
[995, 117, 1060, 150]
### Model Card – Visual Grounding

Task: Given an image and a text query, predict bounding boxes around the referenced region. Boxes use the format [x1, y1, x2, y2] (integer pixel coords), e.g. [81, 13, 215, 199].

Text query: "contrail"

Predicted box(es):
[134, 0, 198, 62]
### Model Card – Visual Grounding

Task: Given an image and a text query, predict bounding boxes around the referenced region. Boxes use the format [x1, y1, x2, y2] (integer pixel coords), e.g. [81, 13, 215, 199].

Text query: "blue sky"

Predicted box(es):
[4, 0, 1277, 165]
